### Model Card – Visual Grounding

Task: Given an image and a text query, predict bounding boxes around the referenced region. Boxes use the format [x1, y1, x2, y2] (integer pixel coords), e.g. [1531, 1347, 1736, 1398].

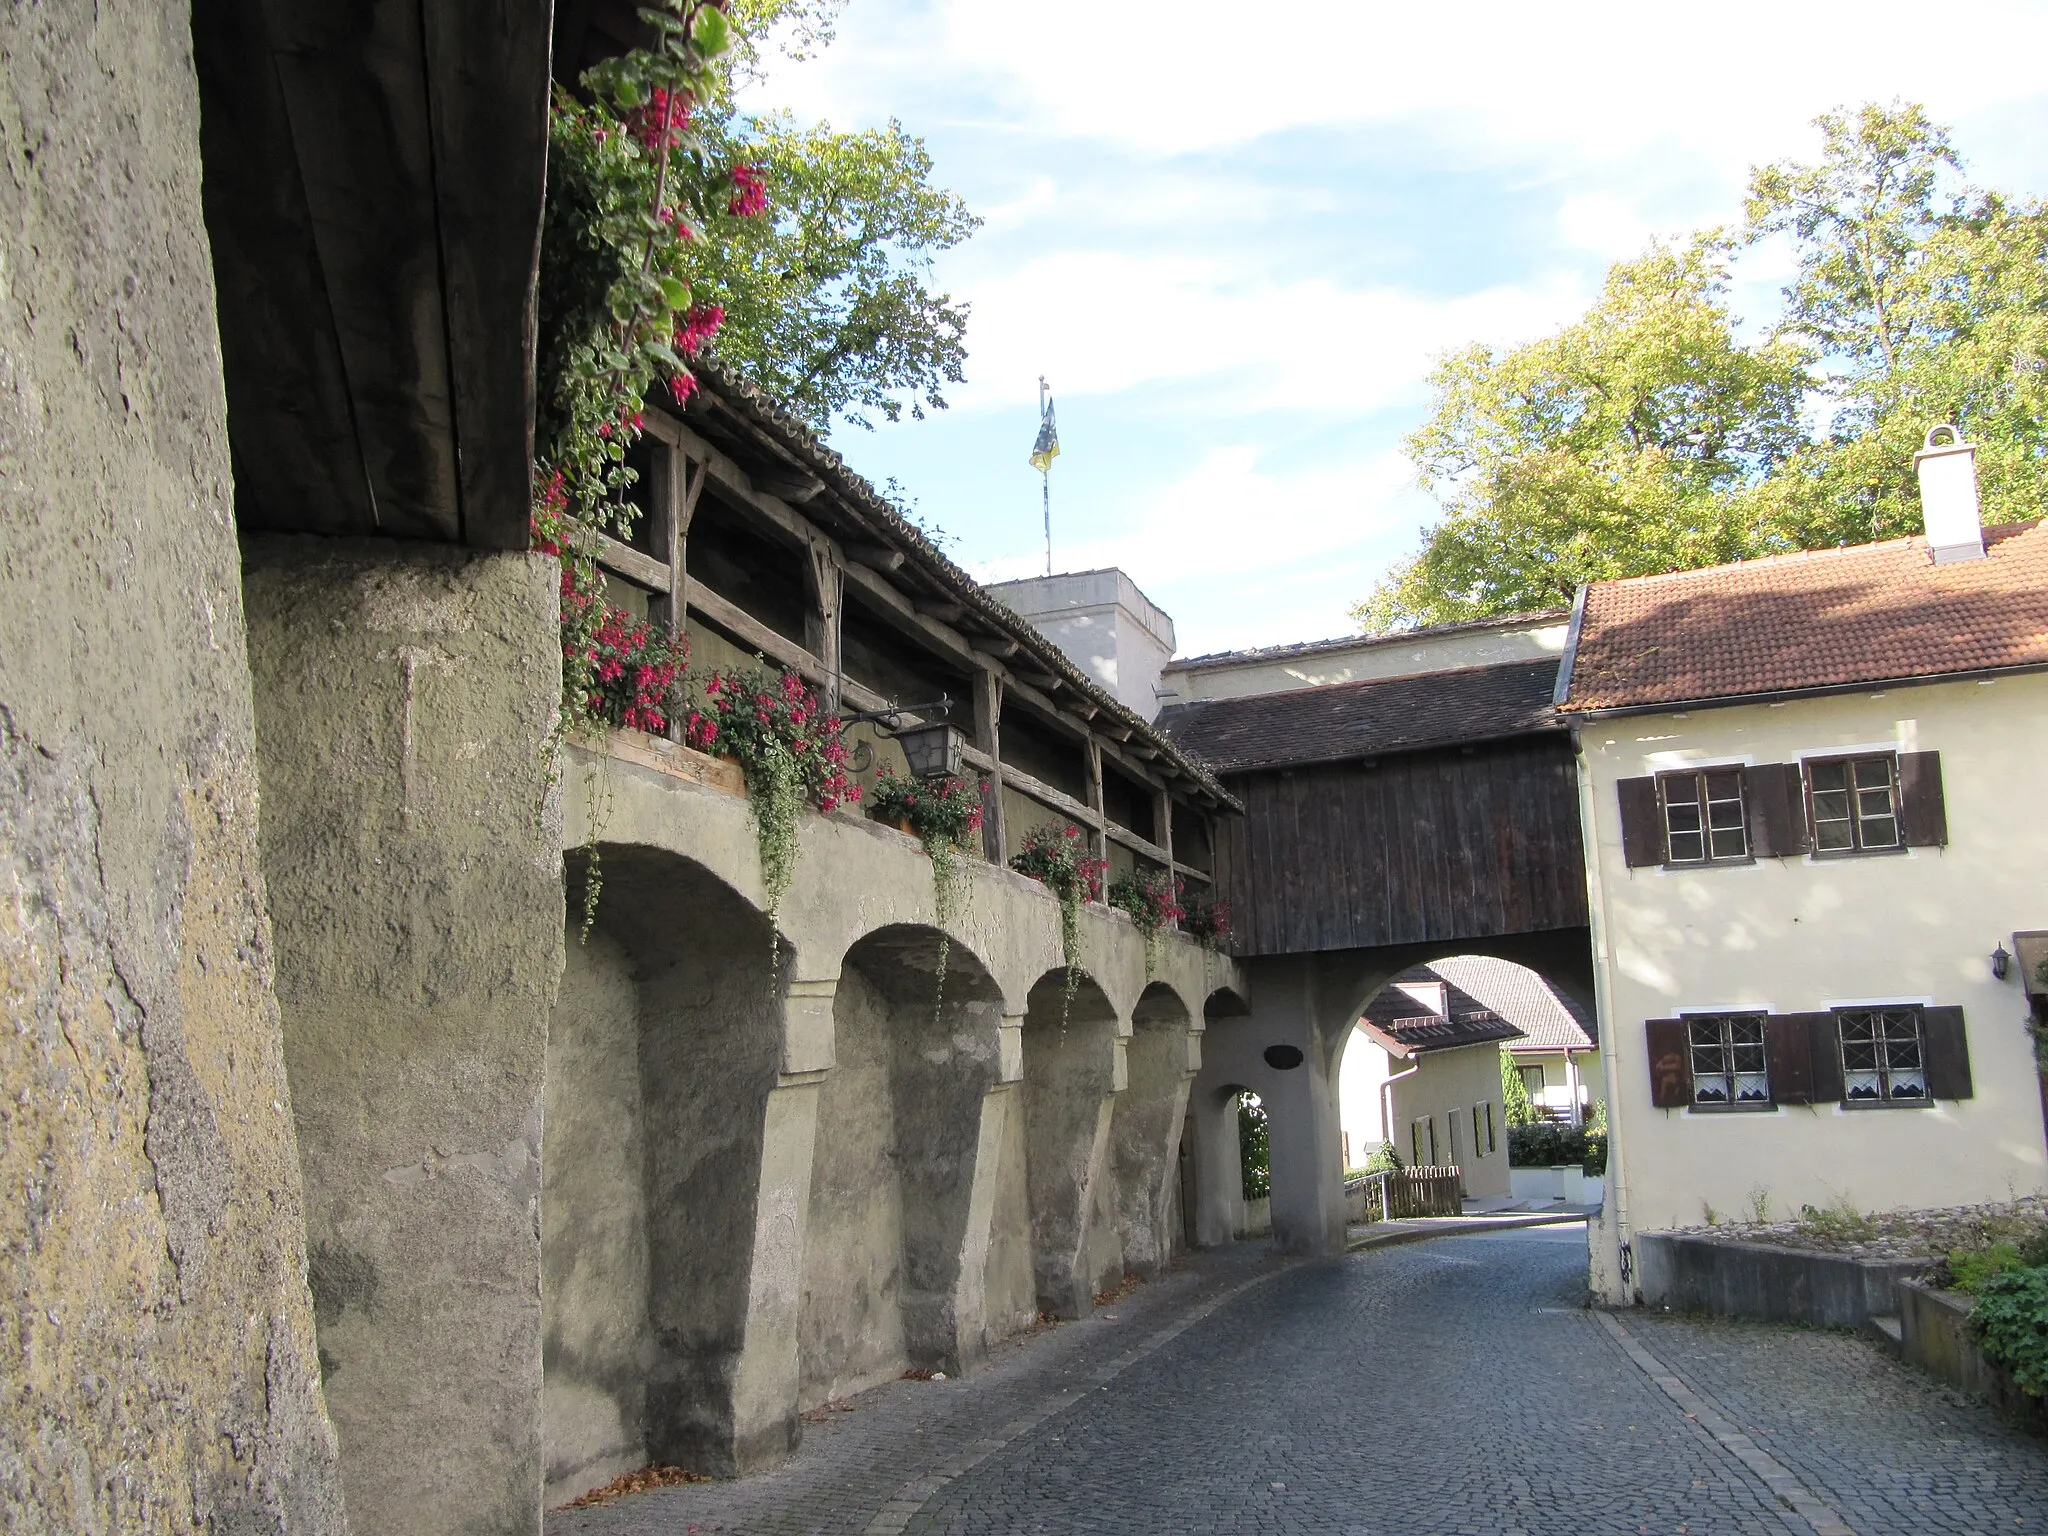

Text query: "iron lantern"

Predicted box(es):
[896, 720, 964, 780]
[1992, 943, 2012, 981]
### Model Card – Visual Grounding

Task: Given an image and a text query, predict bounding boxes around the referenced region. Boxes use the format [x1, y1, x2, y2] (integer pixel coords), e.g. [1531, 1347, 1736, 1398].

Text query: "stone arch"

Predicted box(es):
[1112, 982, 1194, 1277]
[541, 844, 788, 1501]
[800, 925, 1005, 1399]
[1021, 967, 1123, 1318]
[1338, 948, 1591, 1201]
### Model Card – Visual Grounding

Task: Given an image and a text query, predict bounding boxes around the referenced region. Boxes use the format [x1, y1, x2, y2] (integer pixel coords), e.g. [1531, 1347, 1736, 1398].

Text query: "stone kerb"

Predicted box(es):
[560, 739, 1233, 1022]
[1633, 1231, 1938, 1330]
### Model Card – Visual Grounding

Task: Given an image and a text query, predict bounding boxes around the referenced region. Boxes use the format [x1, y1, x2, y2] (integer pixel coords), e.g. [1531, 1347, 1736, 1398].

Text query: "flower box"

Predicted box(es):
[605, 728, 747, 798]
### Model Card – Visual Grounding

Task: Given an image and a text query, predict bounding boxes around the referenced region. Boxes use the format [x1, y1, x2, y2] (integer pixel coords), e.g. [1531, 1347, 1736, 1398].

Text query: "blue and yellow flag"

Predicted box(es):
[1029, 395, 1060, 473]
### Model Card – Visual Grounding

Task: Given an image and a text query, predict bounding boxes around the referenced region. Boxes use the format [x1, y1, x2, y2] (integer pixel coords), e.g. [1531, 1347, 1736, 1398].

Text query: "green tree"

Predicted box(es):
[683, 108, 979, 430]
[1744, 103, 2048, 547]
[1353, 238, 1809, 630]
[1237, 1092, 1271, 1201]
[1356, 103, 2048, 630]
[1500, 1047, 1538, 1128]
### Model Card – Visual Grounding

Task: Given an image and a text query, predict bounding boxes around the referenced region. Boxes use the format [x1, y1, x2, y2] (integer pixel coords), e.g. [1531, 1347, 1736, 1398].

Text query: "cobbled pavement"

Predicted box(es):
[547, 1224, 2048, 1535]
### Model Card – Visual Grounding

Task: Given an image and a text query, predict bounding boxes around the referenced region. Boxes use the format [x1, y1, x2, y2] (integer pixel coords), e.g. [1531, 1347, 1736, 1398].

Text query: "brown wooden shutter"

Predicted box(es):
[1922, 1005, 1973, 1099]
[1792, 1012, 1844, 1103]
[1746, 763, 1810, 858]
[1618, 777, 1664, 867]
[1899, 751, 1947, 847]
[1765, 1013, 1814, 1104]
[1646, 1018, 1691, 1107]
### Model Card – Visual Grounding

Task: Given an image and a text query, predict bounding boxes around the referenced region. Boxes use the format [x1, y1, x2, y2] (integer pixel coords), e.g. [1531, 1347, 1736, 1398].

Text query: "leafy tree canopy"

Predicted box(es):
[686, 0, 980, 432]
[1356, 103, 2048, 631]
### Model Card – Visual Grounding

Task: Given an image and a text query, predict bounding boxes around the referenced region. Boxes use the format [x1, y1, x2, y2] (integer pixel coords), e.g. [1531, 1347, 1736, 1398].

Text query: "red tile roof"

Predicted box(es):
[1558, 522, 2048, 713]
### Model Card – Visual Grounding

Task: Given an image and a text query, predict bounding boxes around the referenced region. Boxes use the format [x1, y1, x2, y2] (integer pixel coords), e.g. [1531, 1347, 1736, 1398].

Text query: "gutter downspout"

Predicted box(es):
[1380, 1055, 1421, 1152]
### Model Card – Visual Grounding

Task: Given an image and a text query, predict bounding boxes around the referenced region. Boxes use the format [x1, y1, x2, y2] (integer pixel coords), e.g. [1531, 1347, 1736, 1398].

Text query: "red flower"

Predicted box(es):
[675, 303, 725, 358]
[669, 371, 699, 407]
[728, 164, 768, 217]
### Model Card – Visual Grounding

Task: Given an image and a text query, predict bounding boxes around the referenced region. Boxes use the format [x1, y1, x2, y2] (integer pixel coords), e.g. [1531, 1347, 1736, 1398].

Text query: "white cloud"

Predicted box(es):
[760, 0, 2048, 175]
[974, 443, 1419, 589]
[940, 251, 1588, 415]
[1554, 193, 1657, 258]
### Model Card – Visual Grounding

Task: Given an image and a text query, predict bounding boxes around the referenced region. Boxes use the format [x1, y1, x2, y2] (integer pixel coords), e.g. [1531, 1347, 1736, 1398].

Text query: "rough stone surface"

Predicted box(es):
[0, 3, 344, 1527]
[244, 535, 564, 1536]
[546, 1227, 2048, 1536]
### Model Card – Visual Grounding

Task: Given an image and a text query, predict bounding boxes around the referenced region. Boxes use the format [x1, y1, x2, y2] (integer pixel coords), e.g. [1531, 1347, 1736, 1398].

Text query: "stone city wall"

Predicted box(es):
[545, 739, 1233, 1506]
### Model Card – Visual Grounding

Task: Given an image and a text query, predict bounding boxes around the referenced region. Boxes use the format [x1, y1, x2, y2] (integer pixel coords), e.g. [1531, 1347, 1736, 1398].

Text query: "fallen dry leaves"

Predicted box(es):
[559, 1464, 712, 1510]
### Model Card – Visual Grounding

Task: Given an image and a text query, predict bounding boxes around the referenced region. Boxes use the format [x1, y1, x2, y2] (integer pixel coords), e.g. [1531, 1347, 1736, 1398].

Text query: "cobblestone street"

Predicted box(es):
[549, 1226, 2048, 1536]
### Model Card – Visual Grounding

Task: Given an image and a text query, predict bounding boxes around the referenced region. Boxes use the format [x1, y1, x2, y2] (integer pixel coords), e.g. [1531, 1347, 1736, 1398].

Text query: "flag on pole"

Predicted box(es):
[1029, 393, 1060, 472]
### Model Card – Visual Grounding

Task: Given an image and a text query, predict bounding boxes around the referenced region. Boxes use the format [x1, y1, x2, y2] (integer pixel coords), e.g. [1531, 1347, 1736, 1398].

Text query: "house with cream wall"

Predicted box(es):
[1338, 971, 1516, 1200]
[1558, 483, 2048, 1304]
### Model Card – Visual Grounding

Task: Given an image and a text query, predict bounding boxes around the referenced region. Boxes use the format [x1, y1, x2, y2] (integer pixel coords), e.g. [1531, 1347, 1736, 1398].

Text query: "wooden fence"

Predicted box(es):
[1347, 1166, 1464, 1223]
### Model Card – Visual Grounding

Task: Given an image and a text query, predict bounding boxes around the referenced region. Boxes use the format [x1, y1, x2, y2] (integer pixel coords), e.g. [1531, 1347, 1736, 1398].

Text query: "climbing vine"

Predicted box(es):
[869, 769, 985, 1012]
[1107, 868, 1184, 978]
[690, 666, 857, 928]
[1010, 823, 1107, 1008]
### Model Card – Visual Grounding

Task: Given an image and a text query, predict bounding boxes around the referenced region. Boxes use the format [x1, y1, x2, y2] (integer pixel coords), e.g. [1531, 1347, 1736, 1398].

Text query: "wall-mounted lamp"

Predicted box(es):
[1991, 943, 2012, 981]
[895, 720, 964, 780]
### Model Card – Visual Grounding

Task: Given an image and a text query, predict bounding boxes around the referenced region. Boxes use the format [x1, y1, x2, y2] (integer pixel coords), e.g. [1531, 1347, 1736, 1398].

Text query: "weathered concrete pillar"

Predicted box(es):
[1022, 981, 1127, 1318]
[0, 7, 344, 1524]
[728, 972, 834, 1470]
[948, 1012, 1036, 1362]
[244, 536, 563, 1536]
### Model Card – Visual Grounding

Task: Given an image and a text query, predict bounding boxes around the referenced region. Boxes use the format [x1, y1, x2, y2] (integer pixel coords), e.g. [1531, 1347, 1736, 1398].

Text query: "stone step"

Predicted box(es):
[1865, 1312, 1904, 1354]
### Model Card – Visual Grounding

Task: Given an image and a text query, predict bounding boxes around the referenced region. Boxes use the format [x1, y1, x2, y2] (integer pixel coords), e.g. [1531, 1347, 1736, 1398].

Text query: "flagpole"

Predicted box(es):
[1039, 376, 1051, 576]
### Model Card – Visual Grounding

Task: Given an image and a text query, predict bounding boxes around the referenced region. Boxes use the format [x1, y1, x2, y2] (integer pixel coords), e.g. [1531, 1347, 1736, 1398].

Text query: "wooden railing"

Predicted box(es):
[574, 409, 1218, 892]
[1347, 1166, 1464, 1222]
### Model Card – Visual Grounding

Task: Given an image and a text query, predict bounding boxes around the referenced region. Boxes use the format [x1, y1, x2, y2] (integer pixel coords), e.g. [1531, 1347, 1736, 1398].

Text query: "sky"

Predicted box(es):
[738, 0, 2048, 658]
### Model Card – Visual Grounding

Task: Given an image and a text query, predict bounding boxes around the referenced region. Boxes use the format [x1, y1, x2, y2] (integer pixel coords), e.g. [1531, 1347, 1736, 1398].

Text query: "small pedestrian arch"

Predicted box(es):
[542, 843, 789, 1492]
[801, 924, 1006, 1399]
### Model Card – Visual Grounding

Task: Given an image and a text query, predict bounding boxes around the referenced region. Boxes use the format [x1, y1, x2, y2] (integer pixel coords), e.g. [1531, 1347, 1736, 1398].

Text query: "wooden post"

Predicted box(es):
[974, 667, 1006, 866]
[645, 440, 706, 739]
[1085, 737, 1105, 870]
[802, 533, 844, 715]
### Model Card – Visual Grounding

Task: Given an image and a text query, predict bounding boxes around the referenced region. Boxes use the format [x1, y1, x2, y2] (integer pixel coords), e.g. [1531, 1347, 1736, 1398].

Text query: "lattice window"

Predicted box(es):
[1687, 1014, 1770, 1106]
[1836, 1007, 1928, 1103]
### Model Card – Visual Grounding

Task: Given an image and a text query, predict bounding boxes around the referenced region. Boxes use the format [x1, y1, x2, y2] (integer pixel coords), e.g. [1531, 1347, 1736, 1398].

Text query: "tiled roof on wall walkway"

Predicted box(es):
[1154, 657, 1563, 773]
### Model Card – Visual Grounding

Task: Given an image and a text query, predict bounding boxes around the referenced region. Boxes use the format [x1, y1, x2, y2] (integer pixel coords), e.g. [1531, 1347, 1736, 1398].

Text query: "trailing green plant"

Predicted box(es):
[1238, 1092, 1271, 1201]
[1971, 1264, 2048, 1398]
[1180, 894, 1231, 952]
[1363, 1139, 1404, 1174]
[1010, 823, 1107, 1004]
[690, 665, 857, 926]
[867, 769, 985, 1015]
[1107, 868, 1184, 978]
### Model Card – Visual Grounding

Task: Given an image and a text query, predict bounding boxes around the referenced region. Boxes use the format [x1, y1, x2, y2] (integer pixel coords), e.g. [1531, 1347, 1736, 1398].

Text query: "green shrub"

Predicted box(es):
[1363, 1140, 1403, 1174]
[1971, 1264, 2048, 1398]
[1237, 1093, 1270, 1201]
[1947, 1241, 2026, 1294]
[1508, 1123, 1586, 1168]
[1581, 1130, 1608, 1177]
